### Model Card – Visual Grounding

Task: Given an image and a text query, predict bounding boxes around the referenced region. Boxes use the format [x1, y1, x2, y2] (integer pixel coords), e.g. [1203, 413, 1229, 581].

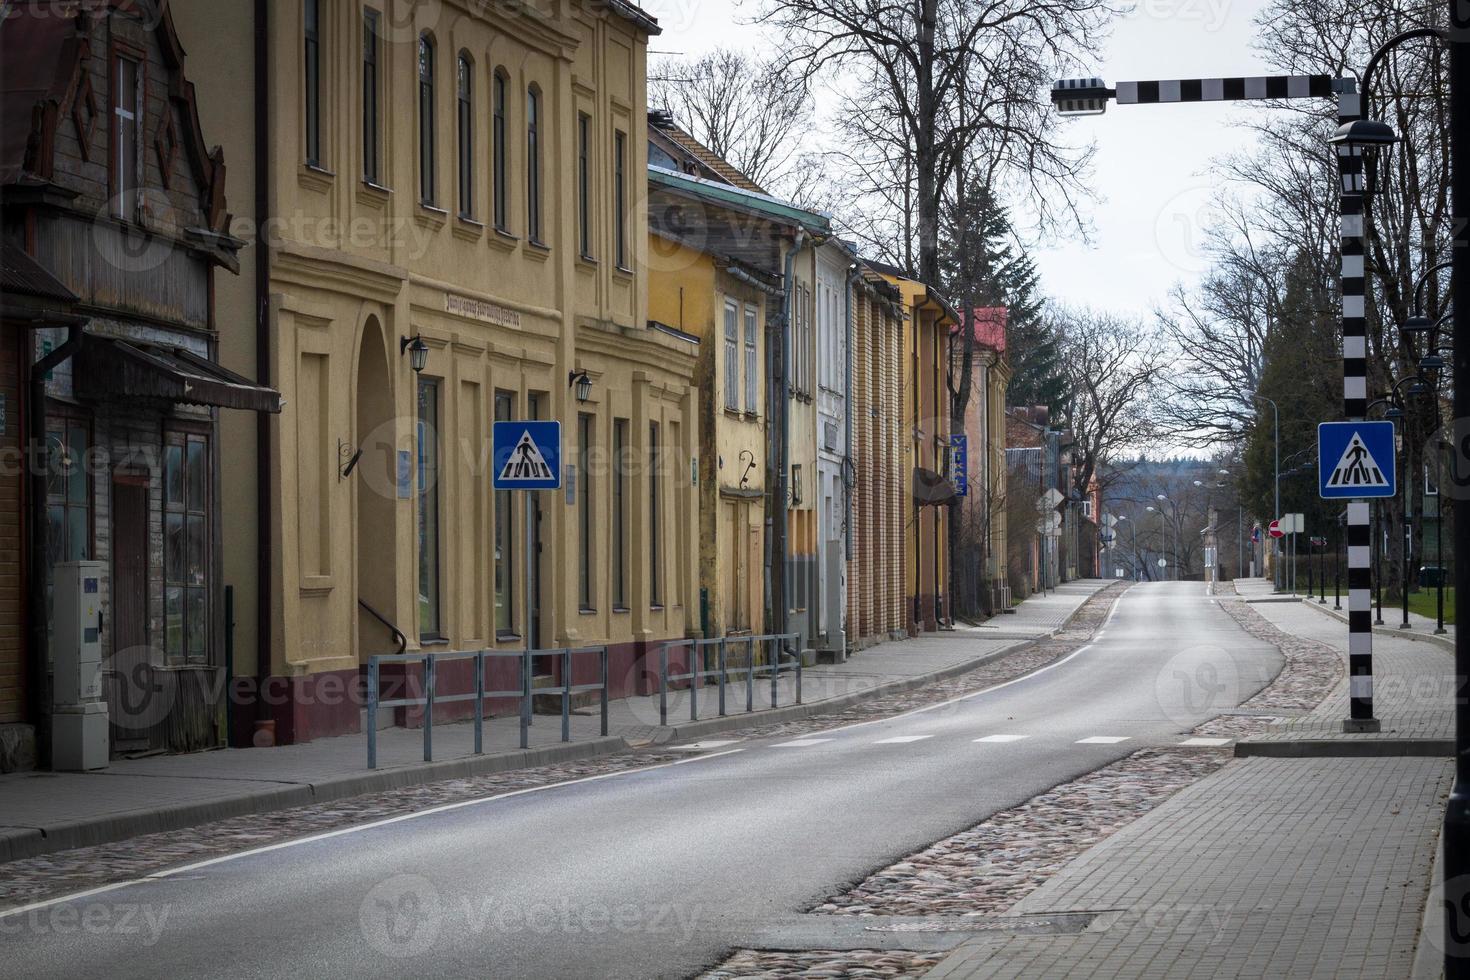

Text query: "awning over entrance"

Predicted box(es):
[913, 467, 958, 506]
[77, 336, 282, 413]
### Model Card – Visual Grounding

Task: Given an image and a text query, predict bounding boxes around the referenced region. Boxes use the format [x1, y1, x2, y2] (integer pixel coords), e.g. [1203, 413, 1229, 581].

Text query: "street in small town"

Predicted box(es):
[1, 0, 1468, 977]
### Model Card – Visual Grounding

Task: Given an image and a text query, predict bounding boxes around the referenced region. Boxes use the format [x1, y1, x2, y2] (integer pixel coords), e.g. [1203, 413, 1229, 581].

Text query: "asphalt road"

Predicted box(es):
[1, 582, 1281, 980]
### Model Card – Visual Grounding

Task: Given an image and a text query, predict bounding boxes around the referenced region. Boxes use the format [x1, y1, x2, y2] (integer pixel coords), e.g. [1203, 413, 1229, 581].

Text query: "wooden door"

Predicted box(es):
[108, 475, 152, 754]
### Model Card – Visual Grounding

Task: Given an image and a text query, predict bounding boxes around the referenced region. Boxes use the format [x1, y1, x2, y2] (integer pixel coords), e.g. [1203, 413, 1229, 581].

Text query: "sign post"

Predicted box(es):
[1318, 419, 1396, 733]
[493, 421, 562, 749]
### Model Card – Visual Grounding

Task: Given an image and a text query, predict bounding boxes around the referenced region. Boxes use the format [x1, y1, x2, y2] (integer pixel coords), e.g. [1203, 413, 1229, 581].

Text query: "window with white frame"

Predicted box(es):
[723, 300, 740, 412]
[744, 304, 759, 414]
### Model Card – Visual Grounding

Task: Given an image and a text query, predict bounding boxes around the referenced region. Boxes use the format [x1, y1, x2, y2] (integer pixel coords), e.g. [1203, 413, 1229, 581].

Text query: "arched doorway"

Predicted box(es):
[355, 316, 399, 662]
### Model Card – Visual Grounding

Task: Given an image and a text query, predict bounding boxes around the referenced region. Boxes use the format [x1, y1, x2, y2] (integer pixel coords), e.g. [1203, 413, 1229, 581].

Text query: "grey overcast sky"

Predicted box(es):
[642, 0, 1277, 321]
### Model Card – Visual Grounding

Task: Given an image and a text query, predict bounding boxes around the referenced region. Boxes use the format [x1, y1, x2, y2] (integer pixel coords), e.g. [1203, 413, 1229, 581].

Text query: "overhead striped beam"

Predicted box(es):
[1115, 75, 1334, 105]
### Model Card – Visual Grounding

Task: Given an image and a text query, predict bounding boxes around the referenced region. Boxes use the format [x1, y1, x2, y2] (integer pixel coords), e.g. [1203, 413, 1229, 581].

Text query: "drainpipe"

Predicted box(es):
[843, 263, 859, 554]
[771, 229, 805, 640]
[27, 322, 85, 765]
[252, 0, 274, 742]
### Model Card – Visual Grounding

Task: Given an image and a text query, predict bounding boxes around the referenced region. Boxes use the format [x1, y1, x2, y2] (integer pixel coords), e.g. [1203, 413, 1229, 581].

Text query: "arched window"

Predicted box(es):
[457, 52, 473, 216]
[418, 33, 436, 204]
[526, 85, 542, 242]
[493, 69, 508, 230]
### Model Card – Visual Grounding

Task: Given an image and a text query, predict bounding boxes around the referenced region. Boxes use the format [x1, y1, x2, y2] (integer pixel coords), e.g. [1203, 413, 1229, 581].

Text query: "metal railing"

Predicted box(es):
[658, 633, 801, 726]
[365, 646, 609, 769]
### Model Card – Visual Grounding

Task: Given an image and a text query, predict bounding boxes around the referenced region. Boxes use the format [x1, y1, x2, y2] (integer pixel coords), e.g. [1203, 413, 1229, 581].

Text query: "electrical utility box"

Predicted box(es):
[52, 560, 109, 770]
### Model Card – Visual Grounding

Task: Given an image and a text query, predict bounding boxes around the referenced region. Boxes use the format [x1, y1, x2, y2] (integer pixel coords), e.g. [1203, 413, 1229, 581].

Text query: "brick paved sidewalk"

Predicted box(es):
[923, 582, 1451, 980]
[0, 581, 1111, 862]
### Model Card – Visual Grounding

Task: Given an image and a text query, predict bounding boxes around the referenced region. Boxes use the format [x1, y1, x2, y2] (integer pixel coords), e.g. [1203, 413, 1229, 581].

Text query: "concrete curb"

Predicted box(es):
[1300, 596, 1454, 653]
[1234, 738, 1453, 759]
[1, 583, 1121, 865]
[0, 737, 625, 864]
[1411, 836, 1447, 980]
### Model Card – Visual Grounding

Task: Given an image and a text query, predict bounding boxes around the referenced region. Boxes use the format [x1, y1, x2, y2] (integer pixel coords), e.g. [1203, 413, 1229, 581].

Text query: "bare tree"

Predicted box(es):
[1051, 307, 1165, 502]
[649, 48, 817, 197]
[757, 0, 1115, 286]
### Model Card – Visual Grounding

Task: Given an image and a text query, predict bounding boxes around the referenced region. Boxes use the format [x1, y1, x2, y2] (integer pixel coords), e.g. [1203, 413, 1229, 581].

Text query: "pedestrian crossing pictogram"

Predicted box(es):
[492, 420, 562, 491]
[498, 431, 555, 482]
[1318, 420, 1395, 500]
[1326, 433, 1388, 490]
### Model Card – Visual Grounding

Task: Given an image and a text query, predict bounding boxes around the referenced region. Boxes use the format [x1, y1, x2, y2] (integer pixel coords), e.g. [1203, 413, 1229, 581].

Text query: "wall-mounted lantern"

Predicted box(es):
[568, 369, 593, 403]
[400, 335, 429, 373]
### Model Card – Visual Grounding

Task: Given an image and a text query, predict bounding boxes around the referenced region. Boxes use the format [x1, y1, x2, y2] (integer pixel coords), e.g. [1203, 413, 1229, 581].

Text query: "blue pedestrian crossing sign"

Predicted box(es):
[493, 421, 561, 491]
[1318, 420, 1395, 499]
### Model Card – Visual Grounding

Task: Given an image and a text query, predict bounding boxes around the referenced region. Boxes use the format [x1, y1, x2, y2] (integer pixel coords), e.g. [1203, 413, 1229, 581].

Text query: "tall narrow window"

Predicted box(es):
[526, 87, 542, 241]
[649, 421, 661, 606]
[457, 54, 473, 216]
[304, 0, 321, 166]
[614, 130, 628, 268]
[112, 54, 140, 217]
[578, 113, 592, 257]
[723, 301, 740, 411]
[45, 421, 91, 566]
[493, 391, 514, 634]
[164, 432, 210, 664]
[612, 419, 628, 609]
[493, 71, 508, 231]
[578, 413, 595, 610]
[362, 10, 380, 182]
[418, 33, 436, 205]
[417, 378, 442, 639]
[744, 305, 759, 413]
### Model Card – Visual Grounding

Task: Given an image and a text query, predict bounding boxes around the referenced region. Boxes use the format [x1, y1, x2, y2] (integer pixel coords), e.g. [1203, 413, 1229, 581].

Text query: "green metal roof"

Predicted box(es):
[647, 166, 832, 235]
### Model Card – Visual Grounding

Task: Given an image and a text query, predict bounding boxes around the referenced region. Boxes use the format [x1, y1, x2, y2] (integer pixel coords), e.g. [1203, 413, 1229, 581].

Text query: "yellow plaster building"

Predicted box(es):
[191, 0, 695, 744]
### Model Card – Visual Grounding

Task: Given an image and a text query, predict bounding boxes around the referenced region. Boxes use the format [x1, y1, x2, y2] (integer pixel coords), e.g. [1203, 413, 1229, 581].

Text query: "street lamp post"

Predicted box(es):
[1252, 393, 1282, 590]
[1446, 1, 1469, 973]
[1157, 494, 1181, 582]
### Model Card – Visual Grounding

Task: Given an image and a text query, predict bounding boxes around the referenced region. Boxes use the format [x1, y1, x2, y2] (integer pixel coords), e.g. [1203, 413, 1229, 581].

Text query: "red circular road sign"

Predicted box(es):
[1268, 519, 1284, 539]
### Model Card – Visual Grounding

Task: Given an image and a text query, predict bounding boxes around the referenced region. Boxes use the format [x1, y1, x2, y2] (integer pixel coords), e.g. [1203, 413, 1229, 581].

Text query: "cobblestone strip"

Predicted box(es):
[0, 586, 1126, 911]
[810, 748, 1230, 919]
[1191, 600, 1343, 739]
[699, 948, 946, 979]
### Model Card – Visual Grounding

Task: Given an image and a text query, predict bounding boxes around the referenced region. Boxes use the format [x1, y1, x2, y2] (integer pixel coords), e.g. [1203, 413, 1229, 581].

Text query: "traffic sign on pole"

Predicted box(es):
[1268, 519, 1284, 539]
[1318, 420, 1396, 499]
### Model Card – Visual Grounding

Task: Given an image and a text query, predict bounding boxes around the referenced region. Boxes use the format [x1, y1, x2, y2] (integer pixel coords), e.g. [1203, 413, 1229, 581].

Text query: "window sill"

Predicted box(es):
[743, 411, 760, 422]
[525, 240, 551, 262]
[723, 407, 744, 419]
[650, 604, 665, 612]
[452, 215, 484, 243]
[357, 179, 392, 208]
[496, 631, 522, 643]
[416, 203, 448, 232]
[613, 264, 634, 281]
[419, 637, 450, 647]
[298, 163, 335, 193]
[489, 227, 519, 253]
[577, 253, 598, 268]
[579, 606, 597, 615]
[612, 606, 631, 615]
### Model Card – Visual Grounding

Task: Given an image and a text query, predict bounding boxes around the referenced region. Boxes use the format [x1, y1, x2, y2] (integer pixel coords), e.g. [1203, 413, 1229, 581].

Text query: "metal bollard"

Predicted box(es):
[746, 637, 755, 712]
[367, 657, 379, 770]
[770, 637, 778, 709]
[690, 642, 699, 722]
[660, 645, 669, 727]
[424, 655, 435, 763]
[718, 638, 727, 717]
[600, 647, 609, 736]
[561, 648, 572, 743]
[474, 651, 485, 755]
[795, 639, 802, 705]
[520, 648, 530, 750]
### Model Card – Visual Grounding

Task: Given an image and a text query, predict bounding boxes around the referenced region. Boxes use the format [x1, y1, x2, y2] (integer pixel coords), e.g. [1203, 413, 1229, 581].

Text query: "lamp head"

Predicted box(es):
[1329, 118, 1398, 148]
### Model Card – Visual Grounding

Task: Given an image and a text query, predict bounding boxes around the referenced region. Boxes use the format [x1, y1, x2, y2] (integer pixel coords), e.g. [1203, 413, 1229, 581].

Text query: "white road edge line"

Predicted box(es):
[1076, 736, 1131, 744]
[0, 748, 748, 919]
[807, 584, 1128, 739]
[772, 738, 834, 748]
[872, 735, 932, 744]
[0, 589, 1132, 917]
[973, 735, 1029, 743]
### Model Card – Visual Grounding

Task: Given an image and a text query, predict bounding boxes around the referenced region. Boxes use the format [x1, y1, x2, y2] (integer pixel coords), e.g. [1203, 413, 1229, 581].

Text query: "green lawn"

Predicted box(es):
[1406, 587, 1455, 626]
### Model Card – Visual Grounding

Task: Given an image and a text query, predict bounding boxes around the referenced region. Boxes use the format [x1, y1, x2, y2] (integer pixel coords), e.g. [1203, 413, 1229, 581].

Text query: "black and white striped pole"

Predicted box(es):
[1052, 70, 1379, 730]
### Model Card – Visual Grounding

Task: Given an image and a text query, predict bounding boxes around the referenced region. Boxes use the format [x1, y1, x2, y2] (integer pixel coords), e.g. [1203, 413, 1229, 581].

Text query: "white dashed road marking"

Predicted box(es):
[873, 735, 933, 744]
[668, 740, 742, 752]
[1179, 737, 1231, 747]
[1076, 736, 1131, 745]
[773, 738, 834, 748]
[974, 734, 1030, 743]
